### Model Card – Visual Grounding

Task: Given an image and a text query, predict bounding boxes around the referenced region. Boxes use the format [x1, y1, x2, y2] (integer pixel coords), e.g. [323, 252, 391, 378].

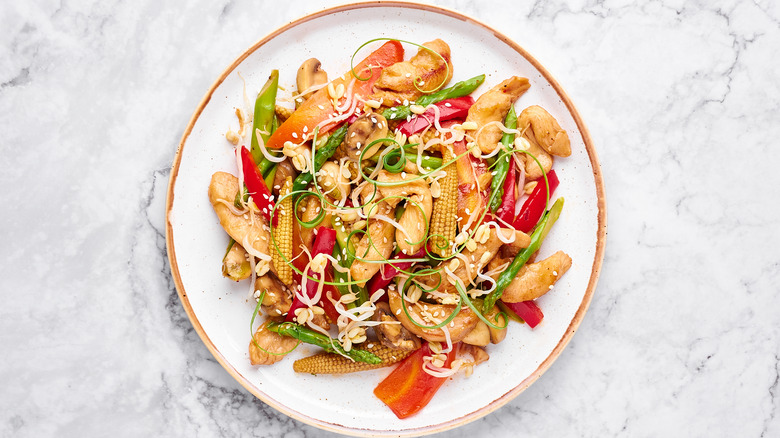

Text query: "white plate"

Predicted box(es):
[166, 3, 606, 436]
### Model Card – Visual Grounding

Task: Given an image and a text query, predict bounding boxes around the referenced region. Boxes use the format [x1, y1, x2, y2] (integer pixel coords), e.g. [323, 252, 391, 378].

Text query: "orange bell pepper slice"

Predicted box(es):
[374, 342, 460, 419]
[266, 40, 404, 149]
[453, 139, 489, 231]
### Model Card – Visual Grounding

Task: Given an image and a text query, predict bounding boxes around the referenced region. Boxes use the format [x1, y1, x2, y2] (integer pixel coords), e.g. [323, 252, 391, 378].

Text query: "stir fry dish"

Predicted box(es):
[210, 38, 573, 419]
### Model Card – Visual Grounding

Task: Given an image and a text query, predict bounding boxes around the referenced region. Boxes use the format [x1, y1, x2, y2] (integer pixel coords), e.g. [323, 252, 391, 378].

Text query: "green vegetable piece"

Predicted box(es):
[250, 70, 279, 166]
[266, 322, 381, 364]
[263, 164, 278, 189]
[382, 74, 486, 120]
[489, 106, 518, 212]
[292, 124, 349, 195]
[482, 197, 565, 313]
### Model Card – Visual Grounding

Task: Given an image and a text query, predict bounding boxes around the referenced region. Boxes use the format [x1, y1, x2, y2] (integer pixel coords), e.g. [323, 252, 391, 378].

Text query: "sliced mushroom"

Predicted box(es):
[372, 302, 422, 351]
[484, 306, 507, 344]
[462, 321, 490, 347]
[271, 159, 296, 197]
[461, 344, 490, 365]
[343, 112, 388, 160]
[296, 58, 328, 104]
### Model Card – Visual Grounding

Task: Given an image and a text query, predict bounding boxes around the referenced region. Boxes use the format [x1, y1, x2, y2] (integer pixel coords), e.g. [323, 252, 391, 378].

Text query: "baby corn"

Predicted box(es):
[428, 146, 458, 257]
[293, 343, 413, 374]
[271, 177, 294, 285]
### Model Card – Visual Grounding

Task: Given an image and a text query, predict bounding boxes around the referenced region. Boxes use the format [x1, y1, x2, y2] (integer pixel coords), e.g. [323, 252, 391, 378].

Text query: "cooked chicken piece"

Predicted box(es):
[318, 161, 351, 202]
[521, 132, 554, 180]
[500, 228, 536, 259]
[222, 242, 251, 281]
[461, 344, 490, 365]
[350, 201, 396, 285]
[466, 77, 530, 154]
[372, 302, 422, 351]
[417, 227, 529, 293]
[256, 274, 292, 317]
[462, 321, 490, 347]
[518, 105, 571, 157]
[372, 39, 453, 106]
[249, 319, 299, 365]
[387, 286, 478, 343]
[377, 170, 432, 254]
[208, 172, 270, 257]
[501, 251, 572, 303]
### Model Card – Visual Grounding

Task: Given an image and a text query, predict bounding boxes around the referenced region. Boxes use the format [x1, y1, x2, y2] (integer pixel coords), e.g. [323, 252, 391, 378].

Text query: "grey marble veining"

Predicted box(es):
[1, 0, 778, 436]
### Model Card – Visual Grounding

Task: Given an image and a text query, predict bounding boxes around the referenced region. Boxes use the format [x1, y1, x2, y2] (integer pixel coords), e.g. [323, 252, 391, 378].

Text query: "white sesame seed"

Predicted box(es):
[292, 132, 298, 139]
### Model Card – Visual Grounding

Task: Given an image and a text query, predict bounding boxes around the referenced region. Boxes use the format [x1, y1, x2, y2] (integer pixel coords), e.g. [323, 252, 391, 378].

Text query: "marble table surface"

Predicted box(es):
[1, 0, 778, 436]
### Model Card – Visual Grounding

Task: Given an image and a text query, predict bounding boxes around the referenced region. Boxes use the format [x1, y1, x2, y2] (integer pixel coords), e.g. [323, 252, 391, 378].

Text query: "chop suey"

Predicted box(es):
[210, 39, 573, 419]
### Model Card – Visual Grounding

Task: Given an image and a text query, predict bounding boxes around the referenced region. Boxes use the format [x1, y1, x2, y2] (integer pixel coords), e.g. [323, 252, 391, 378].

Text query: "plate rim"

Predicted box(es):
[165, 1, 607, 436]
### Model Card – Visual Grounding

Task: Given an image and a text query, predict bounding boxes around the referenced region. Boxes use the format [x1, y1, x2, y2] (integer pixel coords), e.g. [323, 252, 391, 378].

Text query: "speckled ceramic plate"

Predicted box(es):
[166, 2, 606, 436]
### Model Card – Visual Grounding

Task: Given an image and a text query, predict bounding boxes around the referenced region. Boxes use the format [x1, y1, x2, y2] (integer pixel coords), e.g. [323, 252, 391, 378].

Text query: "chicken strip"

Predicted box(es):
[249, 319, 299, 365]
[501, 251, 572, 303]
[377, 170, 432, 255]
[417, 227, 529, 294]
[466, 77, 530, 154]
[518, 105, 571, 157]
[387, 286, 478, 343]
[521, 133, 554, 180]
[372, 39, 453, 106]
[208, 172, 270, 258]
[350, 201, 396, 286]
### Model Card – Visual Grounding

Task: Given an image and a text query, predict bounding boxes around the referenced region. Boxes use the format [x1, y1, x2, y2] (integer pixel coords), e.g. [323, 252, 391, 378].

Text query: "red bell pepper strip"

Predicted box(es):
[396, 96, 475, 137]
[266, 40, 404, 149]
[239, 146, 276, 225]
[286, 227, 342, 323]
[374, 342, 460, 419]
[512, 170, 559, 233]
[500, 299, 544, 328]
[366, 248, 426, 297]
[494, 159, 516, 224]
